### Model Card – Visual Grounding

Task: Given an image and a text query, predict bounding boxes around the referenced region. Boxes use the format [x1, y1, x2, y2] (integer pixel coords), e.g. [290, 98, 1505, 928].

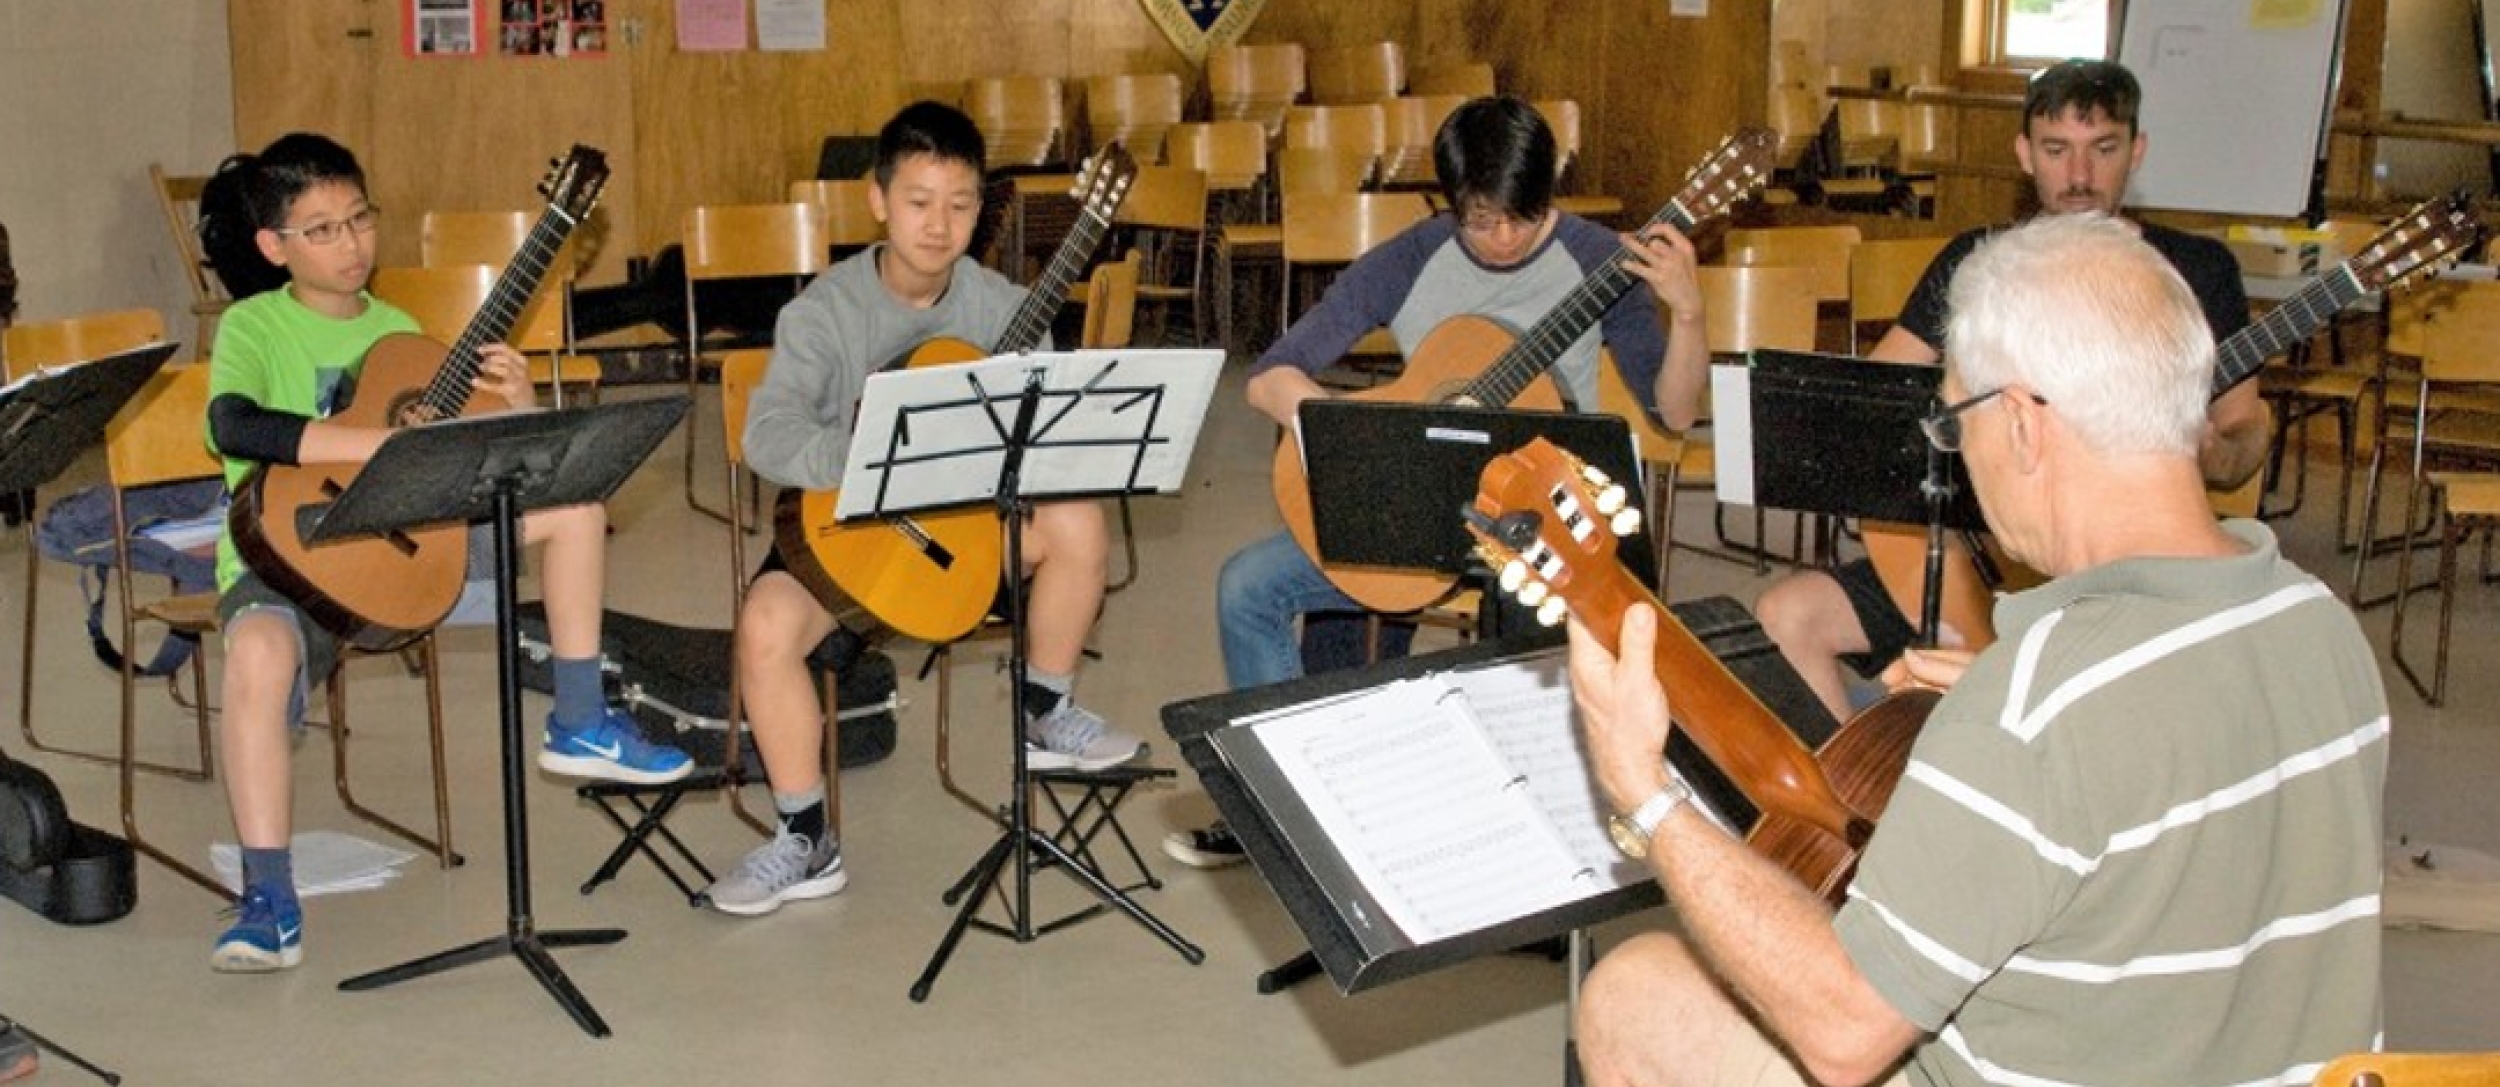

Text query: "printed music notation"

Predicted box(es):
[1243, 655, 1639, 945]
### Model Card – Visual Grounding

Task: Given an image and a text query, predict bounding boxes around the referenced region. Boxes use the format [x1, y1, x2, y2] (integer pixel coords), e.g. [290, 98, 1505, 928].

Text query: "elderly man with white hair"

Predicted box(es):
[1566, 213, 2388, 1087]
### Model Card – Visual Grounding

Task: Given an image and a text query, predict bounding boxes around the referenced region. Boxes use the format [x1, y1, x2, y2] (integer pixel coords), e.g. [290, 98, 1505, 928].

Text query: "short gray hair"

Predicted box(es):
[1945, 213, 2211, 456]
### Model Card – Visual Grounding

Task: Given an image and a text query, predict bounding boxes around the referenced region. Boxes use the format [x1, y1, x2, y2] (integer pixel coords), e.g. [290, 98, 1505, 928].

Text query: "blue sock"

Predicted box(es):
[551, 656, 606, 730]
[241, 846, 295, 903]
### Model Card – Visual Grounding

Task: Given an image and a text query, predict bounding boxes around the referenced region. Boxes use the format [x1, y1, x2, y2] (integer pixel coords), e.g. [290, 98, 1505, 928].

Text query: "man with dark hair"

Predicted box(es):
[705, 100, 1145, 915]
[1754, 58, 2272, 723]
[1166, 95, 1712, 868]
[1568, 212, 2383, 1087]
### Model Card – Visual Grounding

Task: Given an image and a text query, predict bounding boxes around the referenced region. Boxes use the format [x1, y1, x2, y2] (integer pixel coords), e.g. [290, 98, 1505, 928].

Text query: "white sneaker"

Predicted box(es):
[1024, 701, 1146, 771]
[702, 829, 846, 916]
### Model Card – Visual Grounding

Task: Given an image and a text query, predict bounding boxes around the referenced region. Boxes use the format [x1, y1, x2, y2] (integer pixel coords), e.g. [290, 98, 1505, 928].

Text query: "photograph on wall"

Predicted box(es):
[408, 0, 482, 57]
[493, 0, 608, 57]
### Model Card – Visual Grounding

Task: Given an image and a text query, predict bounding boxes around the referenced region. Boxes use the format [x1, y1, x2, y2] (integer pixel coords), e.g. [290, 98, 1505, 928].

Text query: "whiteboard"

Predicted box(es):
[2116, 0, 2349, 217]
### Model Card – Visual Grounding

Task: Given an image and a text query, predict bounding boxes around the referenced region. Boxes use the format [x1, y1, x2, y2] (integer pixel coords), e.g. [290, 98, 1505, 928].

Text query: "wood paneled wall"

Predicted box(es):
[227, 0, 1774, 285]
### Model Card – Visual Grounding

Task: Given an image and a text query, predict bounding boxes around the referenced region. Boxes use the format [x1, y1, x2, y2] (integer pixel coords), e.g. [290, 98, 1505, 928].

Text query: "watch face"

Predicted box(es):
[1607, 814, 1649, 860]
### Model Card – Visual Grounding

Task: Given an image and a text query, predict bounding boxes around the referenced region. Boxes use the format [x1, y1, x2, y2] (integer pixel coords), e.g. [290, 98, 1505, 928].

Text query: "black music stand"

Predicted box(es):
[0, 342, 172, 1087]
[329, 397, 687, 1038]
[1712, 349, 1990, 643]
[833, 349, 1221, 1002]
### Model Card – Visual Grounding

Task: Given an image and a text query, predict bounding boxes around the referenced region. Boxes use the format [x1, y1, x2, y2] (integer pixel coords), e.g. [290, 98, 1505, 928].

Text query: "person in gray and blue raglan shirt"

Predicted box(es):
[1165, 95, 1714, 869]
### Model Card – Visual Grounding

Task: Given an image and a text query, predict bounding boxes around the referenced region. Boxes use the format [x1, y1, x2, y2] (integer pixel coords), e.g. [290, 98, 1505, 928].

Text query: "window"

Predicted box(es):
[1992, 0, 2111, 65]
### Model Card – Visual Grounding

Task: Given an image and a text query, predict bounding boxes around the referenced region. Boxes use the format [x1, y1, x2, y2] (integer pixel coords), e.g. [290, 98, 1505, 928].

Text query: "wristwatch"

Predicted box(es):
[1607, 776, 1691, 860]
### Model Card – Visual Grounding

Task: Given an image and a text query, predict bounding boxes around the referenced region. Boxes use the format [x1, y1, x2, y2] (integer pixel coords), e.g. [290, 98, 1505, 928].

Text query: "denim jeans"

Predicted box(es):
[1216, 531, 1412, 688]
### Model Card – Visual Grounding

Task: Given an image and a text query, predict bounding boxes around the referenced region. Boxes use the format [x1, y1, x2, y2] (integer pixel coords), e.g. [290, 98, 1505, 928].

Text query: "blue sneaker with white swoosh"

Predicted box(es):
[540, 706, 694, 785]
[211, 885, 303, 973]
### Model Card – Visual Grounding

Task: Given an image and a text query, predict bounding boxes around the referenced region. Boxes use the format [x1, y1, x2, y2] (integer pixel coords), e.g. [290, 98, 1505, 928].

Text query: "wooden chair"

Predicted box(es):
[6, 308, 171, 770]
[1410, 61, 1495, 98]
[105, 365, 455, 899]
[1723, 224, 1861, 349]
[1283, 103, 1390, 163]
[1206, 42, 1307, 138]
[964, 76, 1068, 171]
[1846, 235, 1950, 352]
[413, 211, 599, 406]
[678, 203, 826, 526]
[1833, 96, 1903, 176]
[712, 348, 841, 839]
[1649, 265, 1821, 591]
[1273, 148, 1376, 195]
[1380, 95, 1466, 189]
[2312, 1052, 2500, 1086]
[786, 179, 883, 259]
[2261, 216, 2389, 541]
[1279, 192, 1433, 375]
[1083, 72, 1184, 164]
[1534, 99, 1586, 189]
[1111, 165, 1211, 346]
[1308, 41, 1405, 104]
[2377, 281, 2500, 704]
[149, 164, 228, 354]
[1165, 120, 1269, 195]
[2353, 278, 2500, 609]
[1081, 253, 1146, 591]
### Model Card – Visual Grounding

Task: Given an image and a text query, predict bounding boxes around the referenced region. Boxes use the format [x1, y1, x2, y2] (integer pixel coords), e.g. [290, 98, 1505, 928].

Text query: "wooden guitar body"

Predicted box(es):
[1747, 687, 1935, 903]
[229, 333, 496, 652]
[773, 337, 1006, 644]
[1272, 314, 1563, 614]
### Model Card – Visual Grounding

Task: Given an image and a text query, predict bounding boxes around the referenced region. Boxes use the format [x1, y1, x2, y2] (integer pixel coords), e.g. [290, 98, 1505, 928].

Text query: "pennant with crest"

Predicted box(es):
[1143, 0, 1268, 66]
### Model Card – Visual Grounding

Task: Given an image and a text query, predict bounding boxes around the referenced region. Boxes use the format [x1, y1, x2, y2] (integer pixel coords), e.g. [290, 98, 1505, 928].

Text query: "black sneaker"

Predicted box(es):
[1162, 820, 1247, 869]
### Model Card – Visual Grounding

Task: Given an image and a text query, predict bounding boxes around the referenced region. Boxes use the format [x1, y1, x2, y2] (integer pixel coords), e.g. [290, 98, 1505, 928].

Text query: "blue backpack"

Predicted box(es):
[33, 479, 225, 677]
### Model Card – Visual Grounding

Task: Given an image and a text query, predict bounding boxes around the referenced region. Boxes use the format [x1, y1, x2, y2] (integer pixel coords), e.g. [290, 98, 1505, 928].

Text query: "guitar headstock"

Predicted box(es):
[1662, 126, 1777, 231]
[537, 145, 612, 222]
[2347, 189, 2482, 295]
[1071, 142, 1141, 222]
[1462, 438, 1646, 630]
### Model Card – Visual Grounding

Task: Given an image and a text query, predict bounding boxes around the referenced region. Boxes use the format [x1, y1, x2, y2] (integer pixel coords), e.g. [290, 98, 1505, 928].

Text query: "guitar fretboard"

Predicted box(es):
[993, 204, 1113, 354]
[1459, 198, 1700, 408]
[413, 203, 579, 419]
[2213, 266, 2361, 398]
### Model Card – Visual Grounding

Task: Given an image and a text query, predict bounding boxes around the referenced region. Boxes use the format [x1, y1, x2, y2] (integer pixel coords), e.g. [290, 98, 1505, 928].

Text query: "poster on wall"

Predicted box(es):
[407, 0, 609, 57]
[409, 0, 481, 56]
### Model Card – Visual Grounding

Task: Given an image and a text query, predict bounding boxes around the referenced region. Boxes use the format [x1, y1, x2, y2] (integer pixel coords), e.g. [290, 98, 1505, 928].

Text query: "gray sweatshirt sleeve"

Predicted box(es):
[742, 284, 868, 492]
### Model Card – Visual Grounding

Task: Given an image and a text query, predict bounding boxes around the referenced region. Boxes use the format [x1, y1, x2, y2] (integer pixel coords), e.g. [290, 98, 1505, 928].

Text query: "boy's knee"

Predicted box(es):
[1757, 573, 1839, 644]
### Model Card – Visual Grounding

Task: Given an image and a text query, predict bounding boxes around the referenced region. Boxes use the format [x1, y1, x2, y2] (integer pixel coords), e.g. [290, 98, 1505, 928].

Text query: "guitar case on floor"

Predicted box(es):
[0, 754, 136, 925]
[511, 603, 899, 777]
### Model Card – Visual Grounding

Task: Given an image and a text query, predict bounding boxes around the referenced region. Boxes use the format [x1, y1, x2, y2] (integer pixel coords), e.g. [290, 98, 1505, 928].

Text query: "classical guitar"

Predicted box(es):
[229, 147, 608, 652]
[1277, 128, 1775, 615]
[1465, 437, 1934, 903]
[771, 146, 1138, 643]
[1864, 192, 2483, 652]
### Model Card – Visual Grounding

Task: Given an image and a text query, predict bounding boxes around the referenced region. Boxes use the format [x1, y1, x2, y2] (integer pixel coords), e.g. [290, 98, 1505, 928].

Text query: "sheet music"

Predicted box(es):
[1449, 654, 1648, 888]
[1248, 674, 1597, 944]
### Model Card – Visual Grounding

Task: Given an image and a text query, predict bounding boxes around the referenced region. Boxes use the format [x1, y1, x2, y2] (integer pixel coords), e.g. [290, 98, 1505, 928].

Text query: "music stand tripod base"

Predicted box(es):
[320, 399, 688, 1038]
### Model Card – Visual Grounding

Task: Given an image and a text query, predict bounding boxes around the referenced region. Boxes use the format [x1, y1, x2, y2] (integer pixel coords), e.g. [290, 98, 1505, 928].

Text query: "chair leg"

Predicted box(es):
[325, 645, 458, 867]
[1654, 461, 1681, 596]
[2389, 484, 2454, 706]
[820, 669, 843, 841]
[930, 644, 993, 822]
[119, 642, 230, 902]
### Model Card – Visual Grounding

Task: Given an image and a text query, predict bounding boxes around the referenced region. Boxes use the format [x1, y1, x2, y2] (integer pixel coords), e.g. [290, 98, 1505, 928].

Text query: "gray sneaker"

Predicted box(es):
[1024, 701, 1147, 771]
[702, 829, 846, 916]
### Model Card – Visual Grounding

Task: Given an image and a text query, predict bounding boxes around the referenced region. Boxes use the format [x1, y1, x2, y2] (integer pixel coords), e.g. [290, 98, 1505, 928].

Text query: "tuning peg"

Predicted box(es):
[1536, 596, 1569, 627]
[1518, 580, 1549, 607]
[1500, 558, 1529, 593]
[1611, 507, 1642, 538]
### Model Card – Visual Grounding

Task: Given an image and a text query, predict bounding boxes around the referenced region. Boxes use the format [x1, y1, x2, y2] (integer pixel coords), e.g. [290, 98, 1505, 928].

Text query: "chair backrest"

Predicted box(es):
[682, 203, 828, 282]
[1275, 148, 1377, 194]
[105, 363, 219, 491]
[1114, 165, 1210, 234]
[1164, 121, 1269, 192]
[1899, 92, 1955, 164]
[1848, 235, 1952, 329]
[720, 348, 772, 471]
[964, 76, 1067, 170]
[369, 265, 497, 344]
[2415, 278, 2500, 386]
[1085, 72, 1185, 161]
[1698, 264, 1821, 356]
[1283, 103, 1389, 157]
[1836, 97, 1903, 144]
[1281, 192, 1433, 266]
[149, 165, 223, 309]
[416, 210, 570, 352]
[1381, 95, 1466, 187]
[2, 308, 167, 378]
[1410, 61, 1496, 98]
[1207, 42, 1307, 105]
[1308, 41, 1406, 104]
[1723, 224, 1861, 306]
[2312, 1052, 2500, 1087]
[1534, 99, 1585, 183]
[1769, 85, 1826, 169]
[786, 179, 883, 250]
[1080, 252, 1143, 350]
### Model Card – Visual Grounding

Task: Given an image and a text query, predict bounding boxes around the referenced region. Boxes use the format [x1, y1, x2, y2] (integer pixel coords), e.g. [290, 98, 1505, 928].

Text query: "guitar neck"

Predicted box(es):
[993, 208, 1113, 354]
[413, 204, 580, 418]
[1461, 200, 1696, 407]
[2212, 266, 2362, 397]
